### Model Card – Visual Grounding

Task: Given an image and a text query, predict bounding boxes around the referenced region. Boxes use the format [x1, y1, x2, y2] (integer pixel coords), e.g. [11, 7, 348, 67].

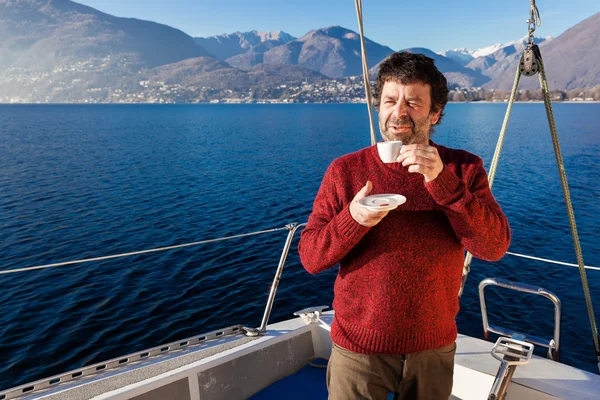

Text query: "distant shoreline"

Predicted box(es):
[1, 101, 599, 105]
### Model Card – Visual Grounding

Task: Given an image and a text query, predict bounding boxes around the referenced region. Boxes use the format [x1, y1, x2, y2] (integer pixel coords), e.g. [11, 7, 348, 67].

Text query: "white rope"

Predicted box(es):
[506, 252, 600, 271]
[0, 226, 289, 275]
[354, 0, 377, 146]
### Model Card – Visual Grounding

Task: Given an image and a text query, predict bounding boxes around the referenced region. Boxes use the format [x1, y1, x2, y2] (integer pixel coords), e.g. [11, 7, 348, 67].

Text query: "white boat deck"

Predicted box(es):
[3, 310, 600, 399]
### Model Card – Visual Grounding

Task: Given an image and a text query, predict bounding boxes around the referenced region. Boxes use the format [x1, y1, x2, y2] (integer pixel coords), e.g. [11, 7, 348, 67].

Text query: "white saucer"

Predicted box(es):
[358, 194, 407, 212]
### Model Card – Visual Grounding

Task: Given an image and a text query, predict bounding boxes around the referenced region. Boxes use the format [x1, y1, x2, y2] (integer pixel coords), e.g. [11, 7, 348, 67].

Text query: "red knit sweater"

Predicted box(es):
[298, 142, 510, 354]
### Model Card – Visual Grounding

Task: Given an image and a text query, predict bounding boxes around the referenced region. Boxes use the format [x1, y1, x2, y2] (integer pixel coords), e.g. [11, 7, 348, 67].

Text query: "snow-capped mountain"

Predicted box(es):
[439, 48, 476, 67]
[194, 30, 296, 61]
[471, 43, 506, 58]
[441, 36, 551, 66]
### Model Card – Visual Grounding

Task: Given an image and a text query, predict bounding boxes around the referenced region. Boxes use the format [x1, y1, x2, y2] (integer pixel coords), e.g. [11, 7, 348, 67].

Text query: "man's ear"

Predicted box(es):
[431, 108, 442, 125]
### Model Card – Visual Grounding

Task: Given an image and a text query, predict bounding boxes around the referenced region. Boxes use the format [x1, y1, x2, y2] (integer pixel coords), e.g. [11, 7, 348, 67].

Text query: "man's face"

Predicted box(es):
[378, 80, 441, 145]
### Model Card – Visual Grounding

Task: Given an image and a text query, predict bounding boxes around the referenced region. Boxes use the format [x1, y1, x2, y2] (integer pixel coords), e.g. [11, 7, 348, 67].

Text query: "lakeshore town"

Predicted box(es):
[1, 64, 598, 104]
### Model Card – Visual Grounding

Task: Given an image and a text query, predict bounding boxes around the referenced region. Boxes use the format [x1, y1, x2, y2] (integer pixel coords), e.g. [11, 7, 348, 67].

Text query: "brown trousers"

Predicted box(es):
[326, 342, 456, 400]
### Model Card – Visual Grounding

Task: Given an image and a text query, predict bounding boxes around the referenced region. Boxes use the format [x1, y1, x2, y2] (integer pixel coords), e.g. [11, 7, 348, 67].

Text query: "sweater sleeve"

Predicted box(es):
[425, 157, 510, 261]
[298, 163, 371, 274]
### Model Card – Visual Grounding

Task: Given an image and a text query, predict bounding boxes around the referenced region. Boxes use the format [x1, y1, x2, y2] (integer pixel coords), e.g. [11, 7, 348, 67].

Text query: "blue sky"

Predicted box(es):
[77, 0, 598, 53]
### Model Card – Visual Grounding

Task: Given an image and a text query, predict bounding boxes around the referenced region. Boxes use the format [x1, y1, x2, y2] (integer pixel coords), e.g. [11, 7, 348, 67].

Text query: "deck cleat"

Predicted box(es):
[293, 306, 329, 324]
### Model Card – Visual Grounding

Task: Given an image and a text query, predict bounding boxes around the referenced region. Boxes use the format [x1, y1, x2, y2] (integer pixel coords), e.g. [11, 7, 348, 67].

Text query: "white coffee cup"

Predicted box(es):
[376, 140, 403, 163]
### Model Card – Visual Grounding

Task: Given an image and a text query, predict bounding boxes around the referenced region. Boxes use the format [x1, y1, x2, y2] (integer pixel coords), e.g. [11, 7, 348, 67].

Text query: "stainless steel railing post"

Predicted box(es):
[258, 223, 306, 332]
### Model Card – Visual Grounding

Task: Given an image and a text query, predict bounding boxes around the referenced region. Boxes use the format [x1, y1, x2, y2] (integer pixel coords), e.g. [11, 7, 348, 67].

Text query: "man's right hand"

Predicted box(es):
[349, 181, 390, 227]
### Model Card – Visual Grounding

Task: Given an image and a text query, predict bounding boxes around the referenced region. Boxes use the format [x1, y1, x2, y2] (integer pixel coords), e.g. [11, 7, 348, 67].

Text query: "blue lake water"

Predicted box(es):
[0, 103, 599, 390]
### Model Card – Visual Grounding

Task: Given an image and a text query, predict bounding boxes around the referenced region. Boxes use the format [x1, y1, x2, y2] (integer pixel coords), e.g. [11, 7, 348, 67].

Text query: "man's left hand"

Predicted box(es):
[397, 144, 444, 182]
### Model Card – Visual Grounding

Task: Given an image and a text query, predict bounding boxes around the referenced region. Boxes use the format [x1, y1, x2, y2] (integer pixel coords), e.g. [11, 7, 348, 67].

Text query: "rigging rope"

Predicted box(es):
[354, 0, 377, 146]
[536, 48, 600, 368]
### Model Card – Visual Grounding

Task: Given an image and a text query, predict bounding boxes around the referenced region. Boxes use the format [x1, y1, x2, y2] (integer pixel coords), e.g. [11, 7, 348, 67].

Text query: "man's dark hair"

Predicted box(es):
[373, 52, 449, 125]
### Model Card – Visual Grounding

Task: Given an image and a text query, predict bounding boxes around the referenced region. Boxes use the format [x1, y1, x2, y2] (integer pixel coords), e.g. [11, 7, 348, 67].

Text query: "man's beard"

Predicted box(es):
[379, 115, 433, 145]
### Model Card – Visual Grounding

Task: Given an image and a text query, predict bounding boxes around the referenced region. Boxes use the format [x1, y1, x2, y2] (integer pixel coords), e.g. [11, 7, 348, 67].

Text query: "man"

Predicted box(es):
[298, 52, 510, 399]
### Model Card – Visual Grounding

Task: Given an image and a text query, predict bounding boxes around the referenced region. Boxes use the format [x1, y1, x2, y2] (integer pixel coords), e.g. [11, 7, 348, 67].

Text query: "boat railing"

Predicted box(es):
[1, 222, 597, 338]
[0, 222, 308, 335]
[0, 222, 597, 339]
[257, 223, 306, 333]
[479, 278, 562, 361]
[0, 222, 307, 399]
[2, 224, 597, 279]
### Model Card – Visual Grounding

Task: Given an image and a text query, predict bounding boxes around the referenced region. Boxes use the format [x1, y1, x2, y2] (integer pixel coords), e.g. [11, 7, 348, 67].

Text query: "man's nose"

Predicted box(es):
[392, 100, 408, 119]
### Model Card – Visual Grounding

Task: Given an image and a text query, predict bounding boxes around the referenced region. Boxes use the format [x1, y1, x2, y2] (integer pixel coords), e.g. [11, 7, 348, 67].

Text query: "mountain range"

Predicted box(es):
[193, 30, 296, 61]
[222, 26, 397, 79]
[0, 0, 598, 103]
